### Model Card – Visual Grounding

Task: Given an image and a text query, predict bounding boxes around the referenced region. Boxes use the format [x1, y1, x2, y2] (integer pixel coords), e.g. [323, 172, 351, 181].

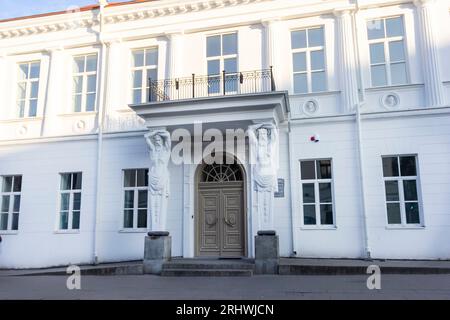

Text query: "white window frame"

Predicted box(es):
[131, 47, 158, 104]
[72, 54, 98, 112]
[57, 172, 82, 232]
[367, 15, 409, 87]
[16, 61, 40, 118]
[0, 175, 22, 233]
[382, 155, 423, 228]
[299, 159, 336, 229]
[121, 169, 149, 231]
[291, 26, 327, 94]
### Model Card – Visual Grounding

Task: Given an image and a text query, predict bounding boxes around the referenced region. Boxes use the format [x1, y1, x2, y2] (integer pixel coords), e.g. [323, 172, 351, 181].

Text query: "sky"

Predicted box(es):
[0, 0, 133, 20]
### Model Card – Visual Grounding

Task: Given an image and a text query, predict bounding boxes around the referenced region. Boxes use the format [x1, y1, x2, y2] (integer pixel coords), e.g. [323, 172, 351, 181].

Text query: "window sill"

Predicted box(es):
[118, 229, 148, 233]
[290, 90, 340, 98]
[54, 230, 80, 234]
[385, 225, 425, 230]
[365, 83, 424, 92]
[0, 230, 19, 235]
[300, 225, 337, 230]
[0, 116, 43, 123]
[57, 111, 98, 117]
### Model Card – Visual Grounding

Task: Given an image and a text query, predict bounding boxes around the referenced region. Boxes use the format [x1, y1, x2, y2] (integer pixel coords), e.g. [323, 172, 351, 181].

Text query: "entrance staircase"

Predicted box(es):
[161, 258, 255, 277]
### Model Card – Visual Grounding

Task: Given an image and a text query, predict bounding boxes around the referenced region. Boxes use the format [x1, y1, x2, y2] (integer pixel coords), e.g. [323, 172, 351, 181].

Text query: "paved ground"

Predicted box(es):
[1, 274, 450, 299]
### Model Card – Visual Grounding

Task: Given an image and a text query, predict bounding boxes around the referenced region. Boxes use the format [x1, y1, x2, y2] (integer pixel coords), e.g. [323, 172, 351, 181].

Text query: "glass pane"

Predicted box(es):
[400, 156, 417, 176]
[311, 50, 325, 70]
[370, 43, 385, 64]
[371, 65, 387, 86]
[308, 27, 324, 47]
[133, 89, 142, 104]
[124, 170, 136, 187]
[124, 210, 133, 228]
[73, 95, 82, 112]
[17, 83, 26, 99]
[60, 174, 71, 190]
[146, 70, 157, 87]
[87, 75, 97, 92]
[320, 204, 333, 225]
[138, 190, 148, 208]
[86, 93, 96, 112]
[29, 100, 38, 117]
[73, 76, 83, 94]
[2, 176, 13, 192]
[73, 193, 81, 211]
[367, 19, 385, 40]
[387, 203, 401, 224]
[30, 63, 40, 79]
[405, 202, 420, 224]
[60, 193, 70, 211]
[133, 70, 143, 88]
[303, 205, 316, 225]
[207, 35, 221, 57]
[386, 17, 404, 37]
[389, 41, 405, 62]
[403, 180, 418, 201]
[208, 75, 220, 95]
[293, 52, 306, 72]
[316, 160, 332, 179]
[291, 30, 307, 49]
[383, 157, 399, 177]
[319, 183, 332, 203]
[145, 48, 158, 66]
[222, 33, 237, 55]
[18, 64, 28, 80]
[0, 214, 8, 230]
[86, 55, 97, 72]
[13, 176, 22, 192]
[133, 50, 144, 67]
[73, 57, 85, 73]
[13, 195, 20, 212]
[124, 190, 134, 209]
[385, 181, 399, 201]
[30, 81, 39, 98]
[1, 196, 10, 212]
[207, 59, 220, 76]
[60, 212, 69, 230]
[301, 161, 315, 180]
[391, 62, 407, 85]
[137, 169, 148, 187]
[302, 183, 315, 203]
[137, 209, 147, 228]
[293, 73, 308, 94]
[311, 71, 326, 92]
[72, 173, 82, 190]
[17, 100, 25, 118]
[12, 213, 19, 230]
[224, 58, 237, 73]
[72, 211, 80, 229]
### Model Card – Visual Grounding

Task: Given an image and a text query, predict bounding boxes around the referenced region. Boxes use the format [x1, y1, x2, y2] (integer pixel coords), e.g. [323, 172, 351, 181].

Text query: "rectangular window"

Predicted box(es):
[0, 175, 22, 231]
[367, 16, 408, 87]
[206, 32, 238, 95]
[123, 169, 149, 229]
[59, 173, 82, 230]
[17, 62, 40, 118]
[131, 48, 158, 104]
[382, 155, 421, 226]
[72, 54, 98, 112]
[291, 26, 327, 94]
[300, 159, 334, 226]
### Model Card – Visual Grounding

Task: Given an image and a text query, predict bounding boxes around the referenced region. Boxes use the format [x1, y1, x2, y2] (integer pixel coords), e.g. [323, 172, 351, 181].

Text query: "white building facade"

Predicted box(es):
[1, 0, 450, 269]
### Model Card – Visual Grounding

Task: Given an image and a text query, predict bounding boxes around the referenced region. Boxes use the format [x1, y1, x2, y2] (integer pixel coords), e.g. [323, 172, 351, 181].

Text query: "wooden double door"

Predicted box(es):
[197, 182, 245, 257]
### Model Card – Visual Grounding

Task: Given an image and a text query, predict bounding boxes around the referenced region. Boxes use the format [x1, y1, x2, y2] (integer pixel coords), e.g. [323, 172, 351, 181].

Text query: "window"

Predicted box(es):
[72, 54, 98, 112]
[123, 169, 148, 229]
[300, 159, 334, 226]
[383, 156, 421, 226]
[131, 48, 158, 104]
[206, 32, 238, 94]
[17, 62, 40, 117]
[1, 176, 22, 231]
[59, 173, 82, 230]
[367, 16, 408, 86]
[291, 26, 327, 94]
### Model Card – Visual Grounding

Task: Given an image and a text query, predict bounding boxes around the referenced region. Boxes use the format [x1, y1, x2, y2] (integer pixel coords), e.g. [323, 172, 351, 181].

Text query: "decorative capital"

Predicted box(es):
[414, 0, 436, 8]
[333, 7, 355, 18]
[43, 46, 64, 55]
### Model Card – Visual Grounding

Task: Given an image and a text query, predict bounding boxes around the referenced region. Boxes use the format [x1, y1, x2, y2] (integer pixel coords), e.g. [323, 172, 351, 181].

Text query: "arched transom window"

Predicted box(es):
[200, 163, 243, 183]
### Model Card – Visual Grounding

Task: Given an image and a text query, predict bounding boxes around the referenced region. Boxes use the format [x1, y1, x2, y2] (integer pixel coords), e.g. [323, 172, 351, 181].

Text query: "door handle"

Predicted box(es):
[223, 217, 235, 227]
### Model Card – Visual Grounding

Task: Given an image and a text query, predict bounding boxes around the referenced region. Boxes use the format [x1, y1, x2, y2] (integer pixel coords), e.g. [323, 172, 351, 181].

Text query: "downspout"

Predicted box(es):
[93, 1, 109, 264]
[352, 0, 371, 259]
[287, 116, 297, 257]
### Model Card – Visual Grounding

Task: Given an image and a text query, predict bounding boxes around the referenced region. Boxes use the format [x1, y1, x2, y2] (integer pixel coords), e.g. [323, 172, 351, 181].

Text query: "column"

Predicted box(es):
[334, 9, 359, 113]
[165, 31, 184, 79]
[414, 0, 445, 107]
[0, 53, 7, 119]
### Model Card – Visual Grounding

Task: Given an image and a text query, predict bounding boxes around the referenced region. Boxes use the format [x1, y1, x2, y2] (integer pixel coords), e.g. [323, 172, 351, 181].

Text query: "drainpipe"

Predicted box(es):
[93, 0, 109, 264]
[287, 117, 297, 257]
[352, 0, 371, 259]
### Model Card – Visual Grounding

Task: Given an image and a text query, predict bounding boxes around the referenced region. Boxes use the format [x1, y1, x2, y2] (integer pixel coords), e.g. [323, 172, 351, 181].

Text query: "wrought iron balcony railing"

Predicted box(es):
[147, 67, 276, 102]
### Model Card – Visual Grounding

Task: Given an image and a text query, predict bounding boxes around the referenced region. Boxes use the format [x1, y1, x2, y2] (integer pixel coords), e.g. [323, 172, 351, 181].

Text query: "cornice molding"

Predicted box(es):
[0, 0, 270, 40]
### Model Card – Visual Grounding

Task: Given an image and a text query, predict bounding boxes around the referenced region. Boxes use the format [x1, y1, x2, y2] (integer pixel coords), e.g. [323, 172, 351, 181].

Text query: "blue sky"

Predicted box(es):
[0, 0, 132, 20]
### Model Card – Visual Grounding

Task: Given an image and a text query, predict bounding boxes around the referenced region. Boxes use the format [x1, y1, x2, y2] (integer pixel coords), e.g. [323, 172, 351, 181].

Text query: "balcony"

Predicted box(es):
[147, 68, 276, 102]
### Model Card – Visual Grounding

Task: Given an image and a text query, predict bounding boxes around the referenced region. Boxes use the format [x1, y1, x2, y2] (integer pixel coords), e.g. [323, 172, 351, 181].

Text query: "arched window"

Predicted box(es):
[200, 162, 243, 182]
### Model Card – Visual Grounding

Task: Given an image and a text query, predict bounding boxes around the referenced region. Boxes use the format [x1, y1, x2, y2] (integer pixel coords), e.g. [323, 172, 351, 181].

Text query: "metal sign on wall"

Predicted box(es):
[274, 178, 285, 198]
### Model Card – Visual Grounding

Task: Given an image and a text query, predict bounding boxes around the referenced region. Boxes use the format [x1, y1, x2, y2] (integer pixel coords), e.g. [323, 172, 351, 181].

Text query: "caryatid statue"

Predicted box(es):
[144, 130, 171, 232]
[248, 123, 279, 231]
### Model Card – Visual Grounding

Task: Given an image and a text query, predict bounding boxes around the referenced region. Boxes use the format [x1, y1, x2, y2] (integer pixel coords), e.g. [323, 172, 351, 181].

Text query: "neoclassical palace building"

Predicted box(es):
[1, 0, 450, 269]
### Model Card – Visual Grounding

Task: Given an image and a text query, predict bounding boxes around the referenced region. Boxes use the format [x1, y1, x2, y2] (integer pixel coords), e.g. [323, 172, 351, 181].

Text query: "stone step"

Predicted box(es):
[161, 268, 253, 277]
[163, 261, 255, 271]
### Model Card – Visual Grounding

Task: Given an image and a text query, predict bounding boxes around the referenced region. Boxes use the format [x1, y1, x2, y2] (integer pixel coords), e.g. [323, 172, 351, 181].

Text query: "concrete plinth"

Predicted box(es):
[143, 231, 171, 275]
[254, 230, 279, 274]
